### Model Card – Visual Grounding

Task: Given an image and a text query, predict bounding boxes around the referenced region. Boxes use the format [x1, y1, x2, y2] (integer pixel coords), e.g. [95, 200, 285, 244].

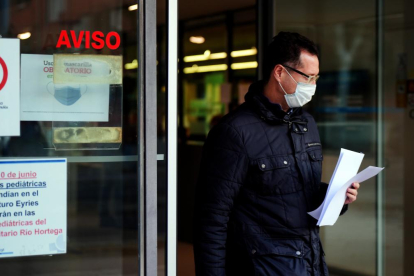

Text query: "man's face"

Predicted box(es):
[280, 51, 319, 94]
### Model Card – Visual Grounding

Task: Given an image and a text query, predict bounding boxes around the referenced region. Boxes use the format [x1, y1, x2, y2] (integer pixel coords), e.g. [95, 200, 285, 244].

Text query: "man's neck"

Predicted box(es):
[263, 80, 290, 112]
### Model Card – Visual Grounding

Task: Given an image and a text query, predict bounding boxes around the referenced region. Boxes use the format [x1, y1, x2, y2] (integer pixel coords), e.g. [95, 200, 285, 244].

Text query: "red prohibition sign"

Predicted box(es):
[0, 57, 8, 91]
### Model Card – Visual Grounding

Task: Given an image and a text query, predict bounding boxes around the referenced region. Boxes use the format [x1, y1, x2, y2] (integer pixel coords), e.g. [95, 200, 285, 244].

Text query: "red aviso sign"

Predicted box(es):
[56, 30, 121, 50]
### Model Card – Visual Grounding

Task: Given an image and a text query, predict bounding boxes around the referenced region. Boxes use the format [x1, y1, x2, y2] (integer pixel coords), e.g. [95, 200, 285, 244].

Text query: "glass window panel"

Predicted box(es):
[274, 0, 377, 274]
[383, 0, 404, 275]
[0, 0, 141, 275]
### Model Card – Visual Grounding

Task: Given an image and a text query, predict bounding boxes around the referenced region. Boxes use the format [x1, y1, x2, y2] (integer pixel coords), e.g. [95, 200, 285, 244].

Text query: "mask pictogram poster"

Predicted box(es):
[0, 39, 20, 136]
[20, 54, 110, 122]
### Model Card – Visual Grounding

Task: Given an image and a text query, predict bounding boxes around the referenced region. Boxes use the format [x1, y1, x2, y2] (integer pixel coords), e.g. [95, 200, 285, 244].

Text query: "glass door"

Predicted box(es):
[0, 0, 157, 275]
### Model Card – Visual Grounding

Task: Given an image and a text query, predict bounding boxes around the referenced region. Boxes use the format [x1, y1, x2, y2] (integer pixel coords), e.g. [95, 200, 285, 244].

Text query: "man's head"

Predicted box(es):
[263, 32, 320, 110]
[264, 31, 319, 83]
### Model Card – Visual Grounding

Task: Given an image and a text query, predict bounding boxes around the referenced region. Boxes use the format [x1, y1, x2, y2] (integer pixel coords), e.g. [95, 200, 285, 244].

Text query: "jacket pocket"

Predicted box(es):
[253, 155, 302, 195]
[249, 239, 309, 276]
[248, 238, 305, 258]
[307, 148, 323, 162]
[307, 148, 323, 187]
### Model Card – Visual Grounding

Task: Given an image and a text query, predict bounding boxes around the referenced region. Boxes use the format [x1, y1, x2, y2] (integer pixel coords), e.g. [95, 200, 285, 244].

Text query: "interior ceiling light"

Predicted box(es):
[184, 50, 227, 63]
[184, 61, 258, 74]
[17, 32, 31, 40]
[189, 36, 205, 44]
[184, 47, 257, 63]
[231, 47, 257, 58]
[128, 4, 138, 11]
[231, 61, 258, 70]
[125, 59, 138, 70]
[184, 64, 228, 74]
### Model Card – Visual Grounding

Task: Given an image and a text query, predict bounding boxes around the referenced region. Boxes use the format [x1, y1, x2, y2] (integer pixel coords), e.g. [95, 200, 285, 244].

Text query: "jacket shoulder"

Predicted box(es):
[218, 103, 261, 129]
[301, 109, 314, 120]
[299, 109, 317, 125]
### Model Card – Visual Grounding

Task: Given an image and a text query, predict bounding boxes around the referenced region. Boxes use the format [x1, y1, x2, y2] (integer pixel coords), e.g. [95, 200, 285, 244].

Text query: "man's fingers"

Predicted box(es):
[347, 188, 358, 196]
[346, 193, 356, 203]
[347, 193, 356, 199]
[345, 185, 359, 204]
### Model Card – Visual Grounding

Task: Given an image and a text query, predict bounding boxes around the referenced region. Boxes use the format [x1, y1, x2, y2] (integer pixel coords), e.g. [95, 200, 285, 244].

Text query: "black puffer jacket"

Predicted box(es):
[194, 81, 347, 276]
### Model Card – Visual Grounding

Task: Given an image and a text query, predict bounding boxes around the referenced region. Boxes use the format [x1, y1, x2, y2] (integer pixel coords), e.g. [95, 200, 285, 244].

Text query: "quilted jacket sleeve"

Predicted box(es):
[193, 123, 249, 276]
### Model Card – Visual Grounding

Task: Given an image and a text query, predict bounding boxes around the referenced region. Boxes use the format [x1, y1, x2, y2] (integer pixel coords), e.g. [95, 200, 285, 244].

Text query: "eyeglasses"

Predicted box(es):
[282, 64, 320, 84]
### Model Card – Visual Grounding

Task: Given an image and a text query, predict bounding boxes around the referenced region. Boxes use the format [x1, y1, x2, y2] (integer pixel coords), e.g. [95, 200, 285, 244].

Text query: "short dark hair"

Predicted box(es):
[263, 31, 319, 83]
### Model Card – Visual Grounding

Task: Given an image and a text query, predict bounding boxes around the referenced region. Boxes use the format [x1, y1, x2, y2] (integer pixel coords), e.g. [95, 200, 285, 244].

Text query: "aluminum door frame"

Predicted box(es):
[167, 0, 178, 275]
[138, 0, 158, 275]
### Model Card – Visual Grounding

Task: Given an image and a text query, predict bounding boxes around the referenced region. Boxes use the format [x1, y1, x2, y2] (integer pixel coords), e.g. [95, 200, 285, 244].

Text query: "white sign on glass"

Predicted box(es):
[20, 54, 110, 122]
[0, 159, 67, 258]
[0, 38, 20, 136]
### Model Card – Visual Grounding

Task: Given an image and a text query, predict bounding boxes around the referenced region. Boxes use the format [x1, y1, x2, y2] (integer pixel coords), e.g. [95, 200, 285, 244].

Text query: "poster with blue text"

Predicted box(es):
[0, 159, 67, 258]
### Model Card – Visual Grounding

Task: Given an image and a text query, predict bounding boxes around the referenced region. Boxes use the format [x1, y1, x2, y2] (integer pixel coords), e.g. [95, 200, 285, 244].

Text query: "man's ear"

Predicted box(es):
[272, 65, 284, 83]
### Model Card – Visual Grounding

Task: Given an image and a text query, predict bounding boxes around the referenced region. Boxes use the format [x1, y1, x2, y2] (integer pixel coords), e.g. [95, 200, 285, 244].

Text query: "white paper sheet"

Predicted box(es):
[20, 54, 110, 122]
[0, 159, 67, 258]
[317, 166, 384, 226]
[308, 149, 364, 219]
[308, 148, 384, 226]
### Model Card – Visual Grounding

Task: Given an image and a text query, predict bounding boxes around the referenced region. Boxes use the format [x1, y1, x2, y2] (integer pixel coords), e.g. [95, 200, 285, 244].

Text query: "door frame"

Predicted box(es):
[139, 0, 158, 275]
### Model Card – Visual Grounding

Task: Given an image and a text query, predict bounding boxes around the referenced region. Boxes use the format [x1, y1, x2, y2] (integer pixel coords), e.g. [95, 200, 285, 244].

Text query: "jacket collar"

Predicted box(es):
[244, 81, 303, 124]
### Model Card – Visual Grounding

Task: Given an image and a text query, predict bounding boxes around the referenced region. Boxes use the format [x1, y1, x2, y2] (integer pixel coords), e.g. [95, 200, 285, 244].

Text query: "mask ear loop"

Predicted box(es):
[80, 84, 88, 96]
[282, 66, 298, 84]
[278, 81, 288, 95]
[277, 67, 291, 95]
[47, 82, 55, 96]
[280, 66, 300, 98]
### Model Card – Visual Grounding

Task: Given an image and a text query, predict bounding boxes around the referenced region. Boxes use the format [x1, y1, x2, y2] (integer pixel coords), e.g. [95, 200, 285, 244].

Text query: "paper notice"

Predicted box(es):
[53, 54, 122, 84]
[20, 54, 110, 122]
[308, 148, 384, 226]
[308, 149, 363, 220]
[317, 166, 384, 226]
[0, 38, 20, 136]
[0, 159, 67, 258]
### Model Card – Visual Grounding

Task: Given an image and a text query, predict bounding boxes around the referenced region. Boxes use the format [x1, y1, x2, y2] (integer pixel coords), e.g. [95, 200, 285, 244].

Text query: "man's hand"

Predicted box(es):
[344, 182, 360, 205]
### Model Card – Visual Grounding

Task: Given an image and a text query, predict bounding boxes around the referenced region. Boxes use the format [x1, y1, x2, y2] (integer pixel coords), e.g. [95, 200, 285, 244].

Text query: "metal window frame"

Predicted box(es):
[375, 0, 385, 275]
[138, 0, 158, 275]
[138, 0, 178, 274]
[167, 0, 178, 275]
[257, 0, 276, 80]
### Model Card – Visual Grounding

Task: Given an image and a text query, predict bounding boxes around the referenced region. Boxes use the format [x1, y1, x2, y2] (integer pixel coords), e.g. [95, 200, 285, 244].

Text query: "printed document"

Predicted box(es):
[308, 148, 384, 226]
[20, 54, 110, 122]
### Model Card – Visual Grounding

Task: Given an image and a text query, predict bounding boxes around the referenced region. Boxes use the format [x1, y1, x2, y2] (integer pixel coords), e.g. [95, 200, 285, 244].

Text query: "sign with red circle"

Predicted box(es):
[0, 38, 20, 137]
[0, 56, 8, 91]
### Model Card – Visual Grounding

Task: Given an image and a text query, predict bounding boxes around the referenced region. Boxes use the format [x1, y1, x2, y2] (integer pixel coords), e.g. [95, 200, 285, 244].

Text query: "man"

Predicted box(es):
[193, 32, 360, 276]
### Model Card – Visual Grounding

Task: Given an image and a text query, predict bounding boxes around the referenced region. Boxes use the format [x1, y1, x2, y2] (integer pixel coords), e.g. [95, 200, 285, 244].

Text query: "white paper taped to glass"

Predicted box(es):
[308, 148, 384, 226]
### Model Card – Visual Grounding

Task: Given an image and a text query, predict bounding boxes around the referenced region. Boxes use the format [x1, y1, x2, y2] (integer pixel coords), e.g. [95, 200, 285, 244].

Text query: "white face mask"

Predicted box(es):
[278, 68, 316, 108]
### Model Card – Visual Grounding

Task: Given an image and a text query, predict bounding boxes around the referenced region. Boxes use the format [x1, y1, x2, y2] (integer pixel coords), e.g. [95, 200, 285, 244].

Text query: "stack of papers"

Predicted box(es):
[308, 148, 384, 226]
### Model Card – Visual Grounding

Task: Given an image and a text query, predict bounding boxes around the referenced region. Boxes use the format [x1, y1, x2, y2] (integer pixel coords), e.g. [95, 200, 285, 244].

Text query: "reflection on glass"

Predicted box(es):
[180, 9, 257, 142]
[0, 0, 140, 275]
[53, 127, 122, 143]
[175, 6, 257, 276]
[274, 1, 378, 275]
